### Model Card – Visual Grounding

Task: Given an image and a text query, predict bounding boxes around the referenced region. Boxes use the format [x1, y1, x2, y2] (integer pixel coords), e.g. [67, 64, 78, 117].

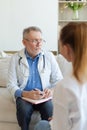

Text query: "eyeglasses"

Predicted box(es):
[24, 38, 46, 44]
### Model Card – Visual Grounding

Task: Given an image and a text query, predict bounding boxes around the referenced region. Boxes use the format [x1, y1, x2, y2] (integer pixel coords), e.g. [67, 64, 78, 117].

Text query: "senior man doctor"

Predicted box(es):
[7, 26, 63, 130]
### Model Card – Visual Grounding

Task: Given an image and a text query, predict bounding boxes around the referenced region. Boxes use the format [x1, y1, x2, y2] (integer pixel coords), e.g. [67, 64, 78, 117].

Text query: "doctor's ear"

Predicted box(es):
[22, 39, 27, 46]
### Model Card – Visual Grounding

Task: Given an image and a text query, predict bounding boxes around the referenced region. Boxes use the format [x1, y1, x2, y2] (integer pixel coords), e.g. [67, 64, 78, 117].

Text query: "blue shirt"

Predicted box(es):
[15, 49, 43, 98]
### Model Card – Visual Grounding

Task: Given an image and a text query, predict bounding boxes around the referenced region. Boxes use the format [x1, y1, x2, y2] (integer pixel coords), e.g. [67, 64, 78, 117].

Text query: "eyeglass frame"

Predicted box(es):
[24, 38, 46, 44]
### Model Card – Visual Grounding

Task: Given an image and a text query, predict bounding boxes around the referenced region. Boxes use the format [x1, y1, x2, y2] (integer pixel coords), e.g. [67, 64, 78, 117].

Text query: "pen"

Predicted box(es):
[33, 88, 43, 96]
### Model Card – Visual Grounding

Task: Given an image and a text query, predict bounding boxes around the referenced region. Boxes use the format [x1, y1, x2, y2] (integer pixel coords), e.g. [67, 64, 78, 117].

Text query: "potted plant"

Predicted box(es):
[67, 2, 84, 20]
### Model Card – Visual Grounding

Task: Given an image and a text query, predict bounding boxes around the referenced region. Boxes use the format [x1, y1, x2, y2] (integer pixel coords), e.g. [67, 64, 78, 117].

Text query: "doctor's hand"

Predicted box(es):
[44, 88, 53, 98]
[22, 89, 45, 100]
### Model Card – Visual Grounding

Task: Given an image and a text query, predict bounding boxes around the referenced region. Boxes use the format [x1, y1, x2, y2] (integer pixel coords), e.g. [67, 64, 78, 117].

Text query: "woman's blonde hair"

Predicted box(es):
[60, 22, 87, 83]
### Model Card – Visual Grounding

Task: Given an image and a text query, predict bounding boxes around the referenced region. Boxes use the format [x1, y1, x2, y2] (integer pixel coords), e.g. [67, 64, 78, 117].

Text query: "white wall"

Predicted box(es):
[0, 0, 58, 51]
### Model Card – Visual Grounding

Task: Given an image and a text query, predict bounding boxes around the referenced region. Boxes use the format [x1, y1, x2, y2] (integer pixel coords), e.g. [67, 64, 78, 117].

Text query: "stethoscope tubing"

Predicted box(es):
[18, 55, 45, 70]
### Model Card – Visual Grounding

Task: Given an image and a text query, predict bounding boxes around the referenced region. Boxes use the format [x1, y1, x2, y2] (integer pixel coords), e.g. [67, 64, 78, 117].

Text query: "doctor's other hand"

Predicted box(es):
[44, 88, 53, 98]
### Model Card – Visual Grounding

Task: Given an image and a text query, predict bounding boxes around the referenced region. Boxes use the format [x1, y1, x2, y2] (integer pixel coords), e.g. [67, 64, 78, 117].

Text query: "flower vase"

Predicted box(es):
[72, 10, 79, 20]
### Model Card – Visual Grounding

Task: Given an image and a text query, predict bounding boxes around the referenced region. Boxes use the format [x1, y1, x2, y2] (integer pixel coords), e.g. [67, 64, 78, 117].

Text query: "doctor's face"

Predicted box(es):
[23, 30, 44, 58]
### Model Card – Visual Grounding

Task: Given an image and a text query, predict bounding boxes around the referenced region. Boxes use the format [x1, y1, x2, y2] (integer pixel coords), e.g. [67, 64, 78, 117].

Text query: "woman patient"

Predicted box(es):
[35, 22, 87, 130]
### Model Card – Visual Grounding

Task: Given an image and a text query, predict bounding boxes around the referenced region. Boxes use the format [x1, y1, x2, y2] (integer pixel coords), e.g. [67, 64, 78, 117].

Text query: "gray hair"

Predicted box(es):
[23, 26, 42, 39]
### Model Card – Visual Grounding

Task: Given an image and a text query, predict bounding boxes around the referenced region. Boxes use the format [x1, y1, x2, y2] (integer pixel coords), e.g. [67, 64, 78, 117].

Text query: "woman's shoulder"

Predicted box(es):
[55, 75, 81, 93]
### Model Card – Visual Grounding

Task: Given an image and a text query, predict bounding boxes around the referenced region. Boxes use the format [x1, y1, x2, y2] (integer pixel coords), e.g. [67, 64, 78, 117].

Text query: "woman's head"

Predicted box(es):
[59, 22, 87, 83]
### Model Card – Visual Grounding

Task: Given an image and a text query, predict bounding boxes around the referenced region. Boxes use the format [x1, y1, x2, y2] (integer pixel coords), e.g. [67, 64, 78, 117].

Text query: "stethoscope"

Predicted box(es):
[18, 54, 45, 73]
[18, 56, 22, 65]
[41, 55, 45, 73]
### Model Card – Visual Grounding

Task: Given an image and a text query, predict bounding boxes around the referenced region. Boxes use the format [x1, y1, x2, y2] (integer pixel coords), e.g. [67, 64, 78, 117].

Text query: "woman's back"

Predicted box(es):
[53, 74, 87, 130]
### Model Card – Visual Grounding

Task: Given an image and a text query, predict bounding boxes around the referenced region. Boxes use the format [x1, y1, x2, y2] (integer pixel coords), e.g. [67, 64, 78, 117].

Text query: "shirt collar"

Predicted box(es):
[25, 49, 41, 60]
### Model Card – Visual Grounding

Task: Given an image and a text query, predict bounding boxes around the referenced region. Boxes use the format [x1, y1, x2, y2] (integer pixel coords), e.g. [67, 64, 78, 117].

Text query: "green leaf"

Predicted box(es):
[67, 2, 83, 11]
